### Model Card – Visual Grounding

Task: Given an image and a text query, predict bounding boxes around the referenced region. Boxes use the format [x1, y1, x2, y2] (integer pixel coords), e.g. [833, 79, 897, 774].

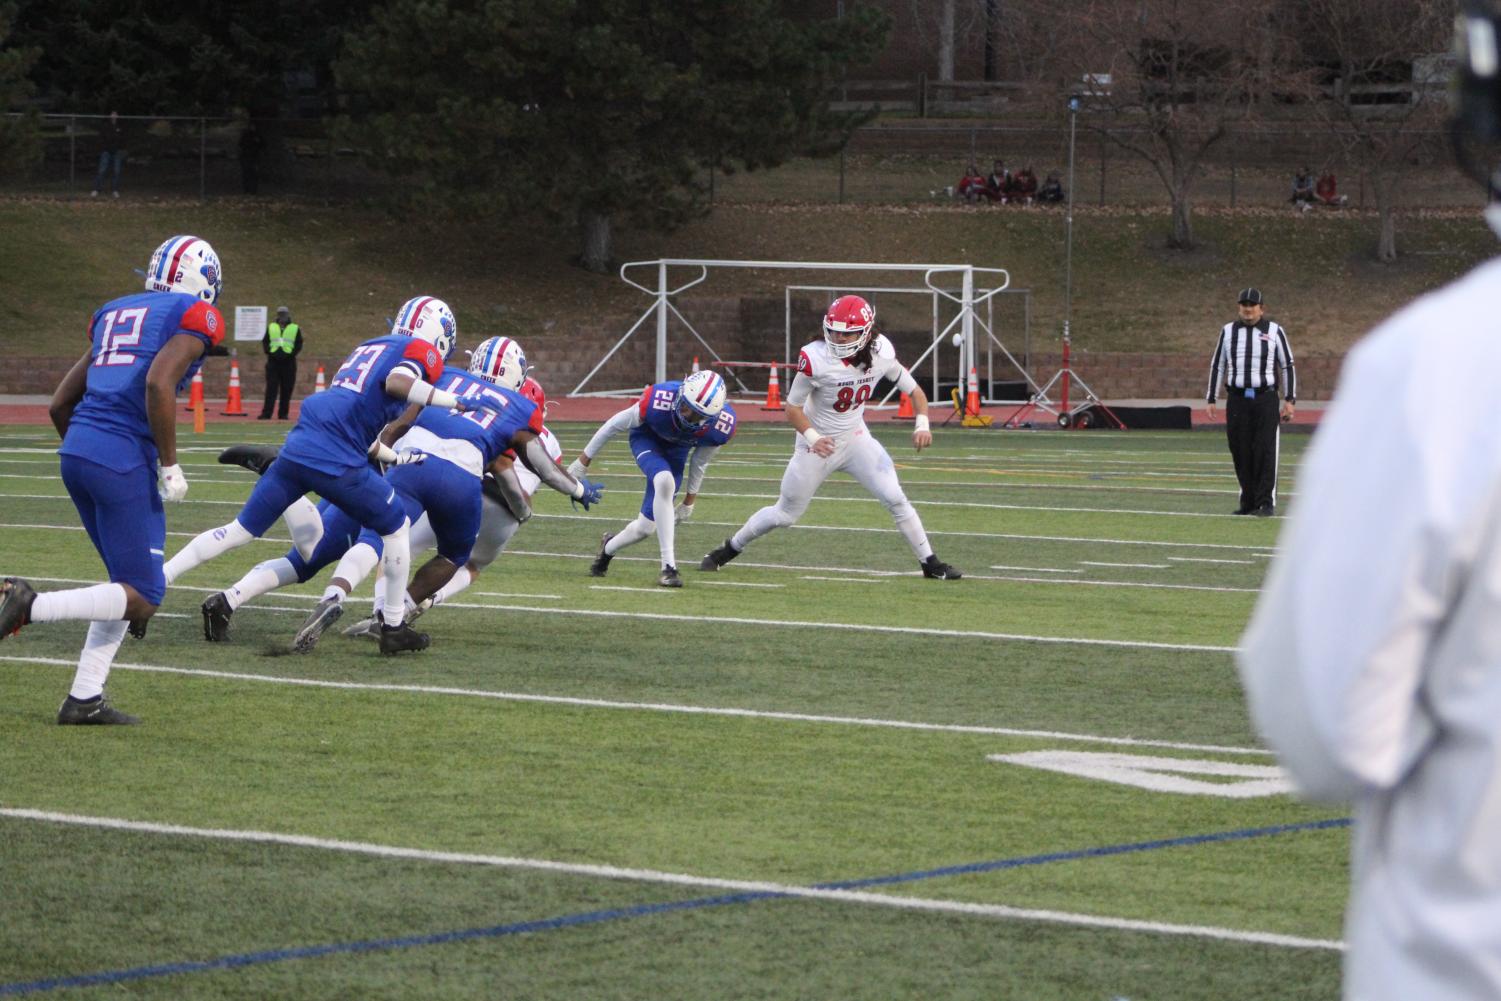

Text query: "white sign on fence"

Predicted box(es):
[234, 305, 267, 344]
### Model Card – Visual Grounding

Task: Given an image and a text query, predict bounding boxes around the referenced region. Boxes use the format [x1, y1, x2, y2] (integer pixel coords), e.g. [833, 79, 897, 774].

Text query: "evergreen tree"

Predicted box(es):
[335, 0, 888, 271]
[0, 2, 40, 178]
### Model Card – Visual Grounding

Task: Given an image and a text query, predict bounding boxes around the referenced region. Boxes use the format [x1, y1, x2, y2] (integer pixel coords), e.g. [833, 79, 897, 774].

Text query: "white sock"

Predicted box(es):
[650, 471, 677, 568]
[164, 520, 254, 584]
[431, 566, 472, 607]
[379, 522, 411, 626]
[68, 620, 129, 700]
[329, 542, 379, 601]
[894, 512, 934, 561]
[225, 559, 298, 611]
[282, 498, 324, 562]
[31, 583, 128, 623]
[605, 515, 656, 555]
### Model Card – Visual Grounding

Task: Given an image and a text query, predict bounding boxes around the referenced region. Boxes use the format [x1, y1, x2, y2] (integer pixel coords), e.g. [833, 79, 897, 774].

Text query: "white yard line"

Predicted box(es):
[697, 580, 785, 589]
[1168, 556, 1256, 565]
[989, 565, 1082, 574]
[800, 575, 886, 584]
[1080, 561, 1172, 569]
[0, 809, 1338, 951]
[0, 655, 1264, 754]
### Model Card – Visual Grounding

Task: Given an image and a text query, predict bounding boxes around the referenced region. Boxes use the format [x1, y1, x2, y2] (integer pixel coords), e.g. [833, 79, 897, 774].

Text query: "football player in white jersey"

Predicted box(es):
[700, 295, 961, 579]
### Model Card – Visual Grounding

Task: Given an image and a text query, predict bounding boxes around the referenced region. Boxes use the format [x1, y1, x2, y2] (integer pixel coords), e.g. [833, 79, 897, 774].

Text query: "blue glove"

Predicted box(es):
[571, 478, 605, 511]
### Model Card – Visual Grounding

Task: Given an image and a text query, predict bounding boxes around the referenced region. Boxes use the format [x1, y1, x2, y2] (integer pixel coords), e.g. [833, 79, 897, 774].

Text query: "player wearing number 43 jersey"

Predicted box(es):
[701, 295, 961, 580]
[0, 235, 226, 724]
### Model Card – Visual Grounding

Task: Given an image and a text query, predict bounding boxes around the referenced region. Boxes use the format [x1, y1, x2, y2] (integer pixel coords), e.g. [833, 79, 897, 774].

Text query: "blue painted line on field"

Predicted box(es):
[0, 816, 1350, 996]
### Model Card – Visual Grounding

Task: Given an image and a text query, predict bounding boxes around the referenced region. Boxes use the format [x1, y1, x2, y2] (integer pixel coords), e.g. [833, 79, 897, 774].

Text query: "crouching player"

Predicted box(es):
[566, 369, 734, 587]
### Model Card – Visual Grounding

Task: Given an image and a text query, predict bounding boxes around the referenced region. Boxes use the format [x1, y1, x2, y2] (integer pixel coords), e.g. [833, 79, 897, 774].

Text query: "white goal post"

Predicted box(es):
[569, 258, 1039, 405]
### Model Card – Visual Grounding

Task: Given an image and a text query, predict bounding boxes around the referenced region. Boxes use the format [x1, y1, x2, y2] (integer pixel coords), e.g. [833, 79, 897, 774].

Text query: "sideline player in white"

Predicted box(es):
[699, 295, 960, 579]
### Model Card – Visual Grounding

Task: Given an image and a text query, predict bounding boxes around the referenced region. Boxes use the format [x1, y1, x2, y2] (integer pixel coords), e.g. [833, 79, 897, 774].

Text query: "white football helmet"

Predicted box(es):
[468, 335, 527, 390]
[393, 296, 457, 361]
[144, 235, 223, 304]
[674, 369, 726, 430]
[822, 294, 875, 359]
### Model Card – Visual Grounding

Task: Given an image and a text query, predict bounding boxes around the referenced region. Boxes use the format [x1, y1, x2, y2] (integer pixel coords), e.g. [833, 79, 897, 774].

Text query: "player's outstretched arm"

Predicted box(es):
[147, 333, 211, 501]
[569, 405, 640, 477]
[516, 431, 604, 508]
[48, 350, 91, 440]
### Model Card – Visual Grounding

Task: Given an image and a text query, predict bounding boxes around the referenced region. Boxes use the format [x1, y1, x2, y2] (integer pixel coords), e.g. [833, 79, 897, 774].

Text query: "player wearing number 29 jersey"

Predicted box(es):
[0, 235, 226, 725]
[700, 295, 962, 580]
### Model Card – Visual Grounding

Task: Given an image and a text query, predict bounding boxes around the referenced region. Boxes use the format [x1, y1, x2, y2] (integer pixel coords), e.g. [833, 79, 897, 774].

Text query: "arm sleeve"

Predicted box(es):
[581, 405, 641, 459]
[1276, 325, 1297, 401]
[522, 435, 582, 497]
[785, 371, 815, 407]
[1238, 335, 1446, 801]
[1206, 328, 1226, 403]
[887, 357, 919, 395]
[683, 445, 719, 495]
[401, 339, 444, 382]
[180, 302, 226, 348]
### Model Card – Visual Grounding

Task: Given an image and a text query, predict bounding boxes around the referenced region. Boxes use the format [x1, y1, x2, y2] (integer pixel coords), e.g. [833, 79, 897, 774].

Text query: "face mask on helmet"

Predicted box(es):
[145, 236, 223, 304]
[468, 335, 527, 390]
[394, 296, 457, 361]
[823, 295, 875, 359]
[674, 370, 726, 430]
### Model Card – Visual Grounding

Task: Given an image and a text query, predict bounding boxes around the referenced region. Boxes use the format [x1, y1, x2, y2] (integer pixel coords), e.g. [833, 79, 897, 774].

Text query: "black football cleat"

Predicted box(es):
[589, 533, 615, 577]
[292, 596, 343, 653]
[201, 592, 233, 642]
[0, 577, 36, 638]
[658, 565, 683, 588]
[378, 617, 430, 654]
[127, 618, 149, 640]
[57, 694, 140, 725]
[921, 555, 963, 580]
[699, 539, 741, 572]
[218, 444, 280, 477]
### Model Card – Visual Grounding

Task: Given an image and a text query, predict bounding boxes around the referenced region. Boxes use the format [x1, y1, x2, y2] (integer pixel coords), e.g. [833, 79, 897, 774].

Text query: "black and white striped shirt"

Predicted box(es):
[1206, 318, 1296, 403]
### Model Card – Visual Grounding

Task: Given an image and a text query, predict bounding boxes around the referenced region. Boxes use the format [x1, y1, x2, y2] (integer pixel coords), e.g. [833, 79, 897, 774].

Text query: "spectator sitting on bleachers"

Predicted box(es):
[1036, 172, 1065, 204]
[957, 164, 988, 202]
[1011, 166, 1039, 204]
[1315, 171, 1348, 207]
[984, 160, 1010, 202]
[1290, 167, 1316, 209]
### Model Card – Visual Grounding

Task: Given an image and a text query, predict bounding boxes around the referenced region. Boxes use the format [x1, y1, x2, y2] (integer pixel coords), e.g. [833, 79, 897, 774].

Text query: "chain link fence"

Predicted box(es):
[7, 112, 1483, 211]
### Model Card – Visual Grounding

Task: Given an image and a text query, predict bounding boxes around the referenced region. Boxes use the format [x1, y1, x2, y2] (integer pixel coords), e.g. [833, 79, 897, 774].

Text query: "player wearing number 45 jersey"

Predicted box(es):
[0, 235, 225, 724]
[701, 295, 961, 580]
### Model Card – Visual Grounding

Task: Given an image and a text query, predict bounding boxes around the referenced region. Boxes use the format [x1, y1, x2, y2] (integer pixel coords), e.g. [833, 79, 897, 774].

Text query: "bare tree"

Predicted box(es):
[1051, 0, 1301, 249]
[907, 0, 986, 81]
[1294, 0, 1452, 263]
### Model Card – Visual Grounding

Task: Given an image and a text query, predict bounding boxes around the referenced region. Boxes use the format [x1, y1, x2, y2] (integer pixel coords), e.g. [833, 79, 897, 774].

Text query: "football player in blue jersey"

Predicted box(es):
[197, 339, 603, 650]
[566, 369, 735, 587]
[162, 296, 477, 654]
[0, 235, 226, 724]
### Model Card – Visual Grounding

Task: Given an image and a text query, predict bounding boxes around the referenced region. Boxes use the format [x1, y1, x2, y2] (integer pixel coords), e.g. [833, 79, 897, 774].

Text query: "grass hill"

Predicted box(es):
[1, 195, 1495, 371]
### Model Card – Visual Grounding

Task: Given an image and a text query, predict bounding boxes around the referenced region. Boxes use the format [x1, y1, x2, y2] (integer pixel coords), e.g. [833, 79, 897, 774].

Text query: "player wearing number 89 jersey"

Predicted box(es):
[700, 295, 961, 580]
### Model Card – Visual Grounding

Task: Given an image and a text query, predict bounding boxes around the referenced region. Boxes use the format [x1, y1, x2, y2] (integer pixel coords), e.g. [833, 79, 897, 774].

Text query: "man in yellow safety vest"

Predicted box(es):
[259, 305, 304, 420]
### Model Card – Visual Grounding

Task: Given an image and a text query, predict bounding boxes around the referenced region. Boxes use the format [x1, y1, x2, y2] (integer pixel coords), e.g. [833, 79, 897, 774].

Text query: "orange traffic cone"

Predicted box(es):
[691, 356, 700, 374]
[964, 366, 981, 417]
[314, 365, 326, 393]
[184, 370, 204, 412]
[762, 363, 782, 410]
[895, 392, 914, 419]
[192, 391, 206, 434]
[221, 357, 247, 416]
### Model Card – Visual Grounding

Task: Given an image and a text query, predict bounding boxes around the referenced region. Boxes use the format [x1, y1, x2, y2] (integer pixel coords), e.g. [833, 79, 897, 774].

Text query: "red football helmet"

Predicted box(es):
[822, 295, 875, 358]
[520, 375, 547, 417]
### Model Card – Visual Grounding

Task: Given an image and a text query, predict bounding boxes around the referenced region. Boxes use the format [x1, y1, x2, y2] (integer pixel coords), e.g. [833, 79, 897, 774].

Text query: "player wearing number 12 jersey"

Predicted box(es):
[701, 295, 961, 580]
[0, 235, 226, 724]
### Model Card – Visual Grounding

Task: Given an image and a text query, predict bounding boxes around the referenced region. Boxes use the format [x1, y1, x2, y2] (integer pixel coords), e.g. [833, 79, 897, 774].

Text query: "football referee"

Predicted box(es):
[1205, 287, 1296, 516]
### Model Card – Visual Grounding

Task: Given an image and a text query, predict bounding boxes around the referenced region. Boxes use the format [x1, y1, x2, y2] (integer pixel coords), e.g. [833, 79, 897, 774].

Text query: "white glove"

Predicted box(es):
[159, 463, 188, 502]
[566, 458, 588, 479]
[392, 450, 427, 466]
[674, 502, 694, 524]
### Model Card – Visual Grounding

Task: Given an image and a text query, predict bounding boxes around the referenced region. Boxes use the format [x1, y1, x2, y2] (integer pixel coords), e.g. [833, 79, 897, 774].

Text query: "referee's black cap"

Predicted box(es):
[1237, 287, 1263, 305]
